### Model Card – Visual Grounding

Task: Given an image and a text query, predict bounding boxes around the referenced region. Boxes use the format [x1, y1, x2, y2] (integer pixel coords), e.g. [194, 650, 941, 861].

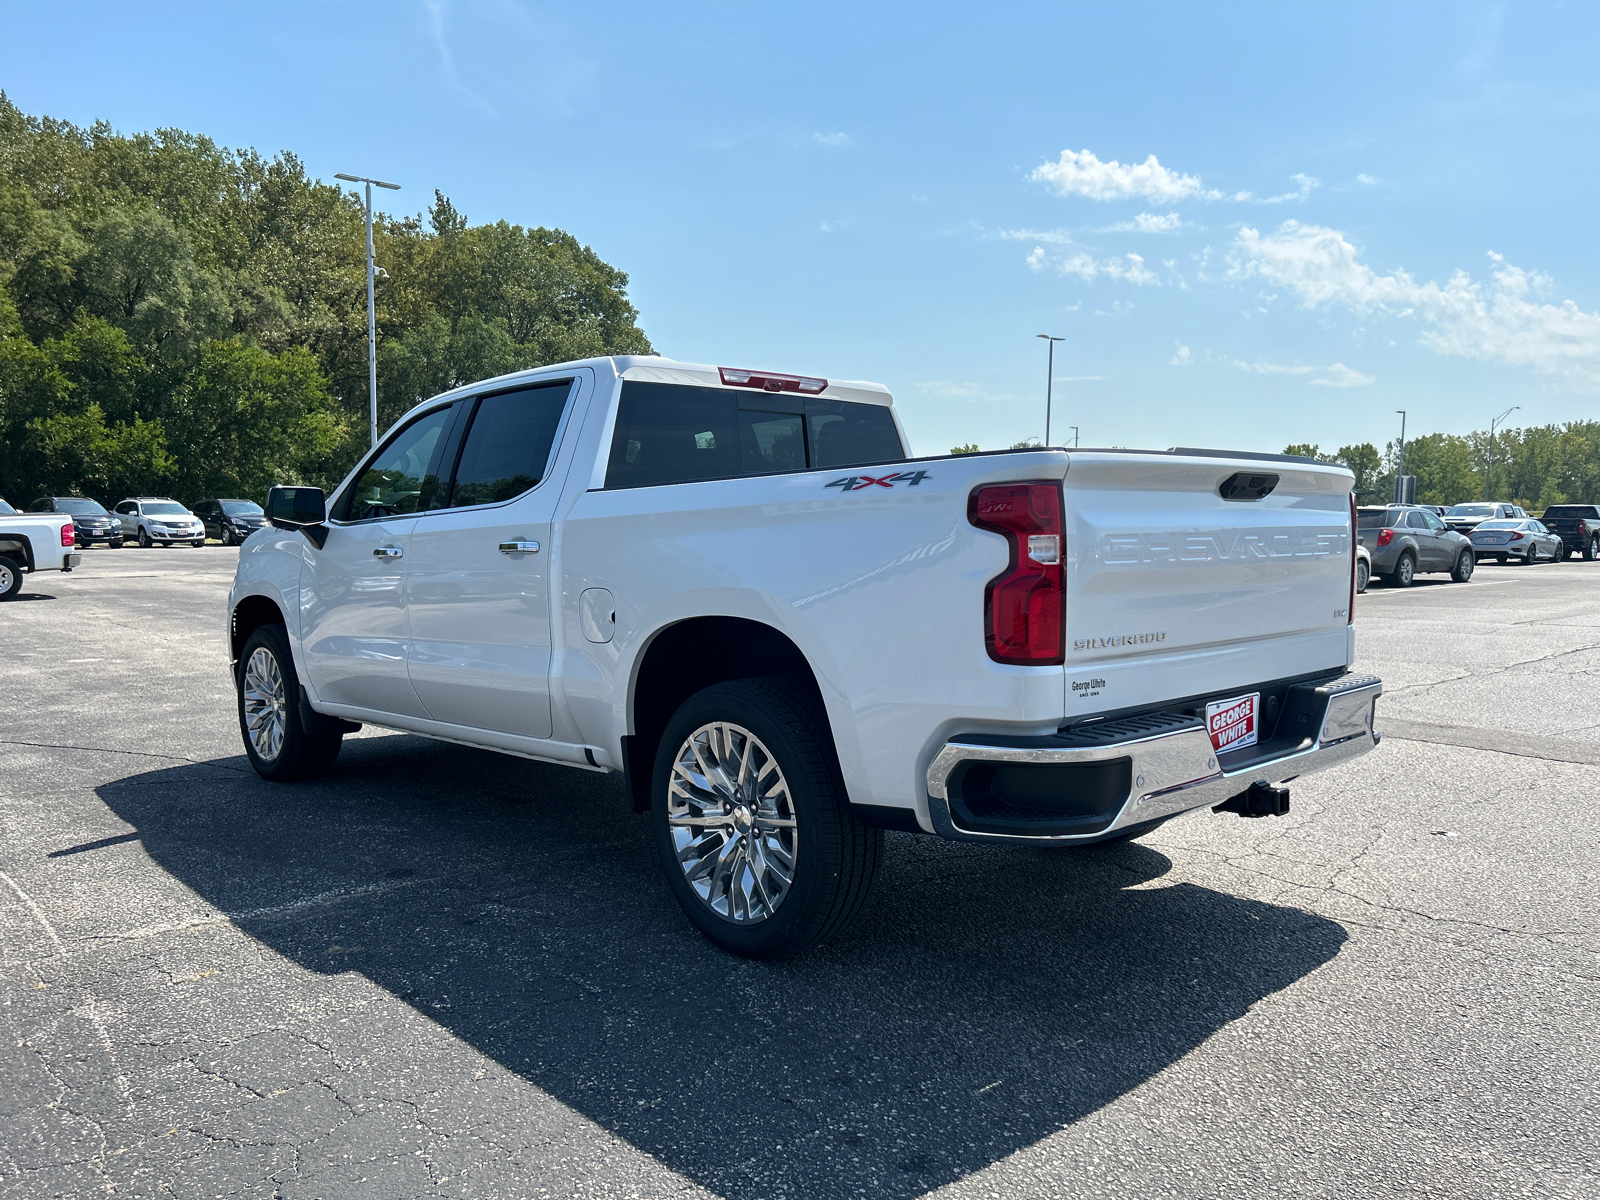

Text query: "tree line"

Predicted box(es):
[0, 94, 652, 507]
[1284, 421, 1600, 510]
[949, 421, 1600, 512]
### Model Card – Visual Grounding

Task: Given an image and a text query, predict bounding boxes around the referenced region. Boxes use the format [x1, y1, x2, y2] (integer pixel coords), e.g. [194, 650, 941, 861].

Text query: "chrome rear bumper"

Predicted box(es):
[926, 672, 1383, 844]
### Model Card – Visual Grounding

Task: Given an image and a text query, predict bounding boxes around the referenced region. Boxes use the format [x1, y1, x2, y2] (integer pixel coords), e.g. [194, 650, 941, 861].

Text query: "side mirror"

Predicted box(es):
[267, 485, 329, 548]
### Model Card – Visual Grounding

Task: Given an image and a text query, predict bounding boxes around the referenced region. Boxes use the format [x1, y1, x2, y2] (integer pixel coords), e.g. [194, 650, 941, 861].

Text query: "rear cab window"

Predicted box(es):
[605, 382, 904, 489]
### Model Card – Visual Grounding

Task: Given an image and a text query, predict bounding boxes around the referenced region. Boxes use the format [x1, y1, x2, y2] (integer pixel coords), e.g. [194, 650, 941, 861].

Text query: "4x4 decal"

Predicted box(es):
[825, 470, 931, 492]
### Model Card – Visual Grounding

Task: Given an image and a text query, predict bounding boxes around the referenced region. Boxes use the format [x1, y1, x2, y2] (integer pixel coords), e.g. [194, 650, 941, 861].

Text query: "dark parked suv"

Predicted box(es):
[1538, 504, 1600, 560]
[28, 496, 123, 547]
[193, 498, 268, 545]
[1356, 505, 1476, 587]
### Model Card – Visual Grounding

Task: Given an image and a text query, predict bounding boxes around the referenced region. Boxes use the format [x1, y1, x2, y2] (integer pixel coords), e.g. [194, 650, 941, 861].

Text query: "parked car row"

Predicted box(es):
[1356, 502, 1598, 586]
[19, 496, 266, 547]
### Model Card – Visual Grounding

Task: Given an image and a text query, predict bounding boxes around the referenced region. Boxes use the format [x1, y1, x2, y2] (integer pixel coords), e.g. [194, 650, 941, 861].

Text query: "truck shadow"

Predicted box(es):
[96, 735, 1346, 1200]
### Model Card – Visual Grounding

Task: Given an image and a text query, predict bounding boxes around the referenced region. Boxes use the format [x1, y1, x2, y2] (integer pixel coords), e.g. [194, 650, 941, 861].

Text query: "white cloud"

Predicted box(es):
[1000, 227, 1078, 245]
[1026, 246, 1045, 271]
[1311, 363, 1376, 387]
[1225, 356, 1374, 387]
[810, 132, 852, 147]
[1262, 173, 1320, 203]
[1357, 173, 1378, 185]
[1172, 343, 1192, 366]
[1030, 150, 1209, 203]
[1104, 211, 1186, 233]
[1058, 251, 1159, 285]
[1229, 220, 1600, 388]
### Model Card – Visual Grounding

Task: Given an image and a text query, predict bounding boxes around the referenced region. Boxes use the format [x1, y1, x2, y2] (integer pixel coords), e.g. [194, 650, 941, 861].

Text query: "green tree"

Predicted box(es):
[949, 443, 979, 455]
[1335, 443, 1382, 500]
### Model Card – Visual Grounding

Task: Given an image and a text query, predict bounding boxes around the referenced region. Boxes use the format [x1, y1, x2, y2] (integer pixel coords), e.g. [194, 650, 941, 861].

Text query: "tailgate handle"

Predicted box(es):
[1219, 472, 1279, 502]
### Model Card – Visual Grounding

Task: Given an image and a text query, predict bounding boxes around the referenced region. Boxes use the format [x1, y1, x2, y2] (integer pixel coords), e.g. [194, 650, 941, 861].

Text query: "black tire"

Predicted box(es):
[191, 540, 204, 548]
[1450, 550, 1475, 583]
[0, 555, 22, 601]
[1356, 557, 1370, 594]
[1390, 552, 1416, 587]
[1496, 555, 1507, 564]
[110, 540, 123, 549]
[138, 527, 151, 548]
[222, 528, 235, 546]
[236, 624, 344, 781]
[651, 677, 882, 959]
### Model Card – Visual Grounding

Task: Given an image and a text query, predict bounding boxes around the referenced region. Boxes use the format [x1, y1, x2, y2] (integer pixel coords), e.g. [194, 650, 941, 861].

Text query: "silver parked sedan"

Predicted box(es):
[1469, 518, 1564, 564]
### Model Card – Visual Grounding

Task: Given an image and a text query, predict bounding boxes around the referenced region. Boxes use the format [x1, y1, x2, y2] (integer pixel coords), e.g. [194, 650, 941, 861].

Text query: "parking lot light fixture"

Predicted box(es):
[335, 173, 401, 450]
[1036, 334, 1065, 445]
[1487, 405, 1520, 500]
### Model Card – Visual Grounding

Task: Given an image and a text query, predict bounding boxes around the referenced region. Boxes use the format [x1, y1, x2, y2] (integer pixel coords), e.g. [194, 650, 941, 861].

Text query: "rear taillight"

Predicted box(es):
[718, 367, 828, 394]
[1348, 493, 1357, 624]
[1580, 521, 1589, 535]
[60, 523, 74, 547]
[1510, 532, 1525, 541]
[969, 482, 1064, 665]
[1376, 529, 1394, 547]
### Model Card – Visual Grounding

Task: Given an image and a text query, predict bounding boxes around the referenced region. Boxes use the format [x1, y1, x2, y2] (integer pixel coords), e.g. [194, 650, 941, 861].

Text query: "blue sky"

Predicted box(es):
[4, 1, 1598, 456]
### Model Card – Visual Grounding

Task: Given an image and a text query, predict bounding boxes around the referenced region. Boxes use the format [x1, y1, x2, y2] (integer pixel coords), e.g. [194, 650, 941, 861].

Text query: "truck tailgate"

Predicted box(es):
[1063, 451, 1354, 717]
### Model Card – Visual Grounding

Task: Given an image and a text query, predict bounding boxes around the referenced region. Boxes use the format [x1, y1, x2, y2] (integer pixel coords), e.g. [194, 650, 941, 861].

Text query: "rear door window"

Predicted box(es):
[606, 382, 905, 489]
[446, 381, 574, 508]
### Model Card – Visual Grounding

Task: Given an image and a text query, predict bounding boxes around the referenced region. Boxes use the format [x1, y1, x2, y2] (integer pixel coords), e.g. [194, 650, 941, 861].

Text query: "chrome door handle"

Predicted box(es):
[499, 540, 540, 555]
[373, 546, 403, 558]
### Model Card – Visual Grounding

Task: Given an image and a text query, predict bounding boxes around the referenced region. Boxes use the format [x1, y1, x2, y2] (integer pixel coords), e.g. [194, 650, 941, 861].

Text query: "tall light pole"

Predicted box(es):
[1069, 425, 1080, 448]
[1486, 405, 1519, 500]
[1036, 334, 1064, 445]
[336, 173, 401, 449]
[1394, 409, 1407, 502]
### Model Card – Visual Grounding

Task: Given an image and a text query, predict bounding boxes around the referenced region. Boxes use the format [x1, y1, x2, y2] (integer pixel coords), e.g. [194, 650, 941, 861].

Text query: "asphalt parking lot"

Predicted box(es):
[2, 548, 1596, 1199]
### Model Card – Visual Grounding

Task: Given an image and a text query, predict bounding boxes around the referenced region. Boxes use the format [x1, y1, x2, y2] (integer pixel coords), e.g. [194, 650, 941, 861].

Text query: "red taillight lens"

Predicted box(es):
[1376, 529, 1394, 547]
[969, 482, 1064, 665]
[60, 523, 74, 547]
[718, 367, 829, 394]
[1510, 532, 1524, 541]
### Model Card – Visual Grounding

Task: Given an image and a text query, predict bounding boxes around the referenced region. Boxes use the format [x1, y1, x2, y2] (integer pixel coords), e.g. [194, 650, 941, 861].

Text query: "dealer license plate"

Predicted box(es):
[1205, 692, 1260, 754]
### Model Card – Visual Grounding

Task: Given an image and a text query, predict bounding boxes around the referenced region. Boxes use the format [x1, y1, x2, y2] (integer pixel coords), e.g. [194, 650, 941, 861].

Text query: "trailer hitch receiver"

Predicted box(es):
[1214, 782, 1291, 818]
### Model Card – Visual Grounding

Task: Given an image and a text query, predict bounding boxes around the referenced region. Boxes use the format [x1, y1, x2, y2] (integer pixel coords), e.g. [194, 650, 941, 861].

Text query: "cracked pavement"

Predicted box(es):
[1, 550, 1596, 1198]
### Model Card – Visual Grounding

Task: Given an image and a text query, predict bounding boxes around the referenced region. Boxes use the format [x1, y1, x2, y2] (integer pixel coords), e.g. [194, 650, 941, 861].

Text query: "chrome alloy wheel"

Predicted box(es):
[0, 560, 14, 594]
[667, 721, 798, 924]
[242, 647, 288, 762]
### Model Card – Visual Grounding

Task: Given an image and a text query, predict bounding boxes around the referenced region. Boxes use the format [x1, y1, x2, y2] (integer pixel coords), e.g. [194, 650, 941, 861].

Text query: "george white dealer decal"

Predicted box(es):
[1099, 528, 1348, 564]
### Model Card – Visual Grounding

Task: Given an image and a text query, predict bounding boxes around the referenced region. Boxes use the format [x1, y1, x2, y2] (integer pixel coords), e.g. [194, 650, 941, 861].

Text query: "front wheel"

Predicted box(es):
[138, 528, 151, 548]
[1451, 550, 1475, 582]
[236, 624, 344, 780]
[1356, 557, 1370, 594]
[652, 677, 882, 959]
[1390, 552, 1416, 587]
[110, 540, 123, 549]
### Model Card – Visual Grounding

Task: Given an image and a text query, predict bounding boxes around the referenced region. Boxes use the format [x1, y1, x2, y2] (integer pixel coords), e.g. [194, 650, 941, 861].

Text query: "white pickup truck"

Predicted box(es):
[228, 356, 1382, 957]
[0, 499, 81, 599]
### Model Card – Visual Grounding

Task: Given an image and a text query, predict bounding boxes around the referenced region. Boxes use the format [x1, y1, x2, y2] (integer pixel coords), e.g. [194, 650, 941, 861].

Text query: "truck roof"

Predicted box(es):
[414, 355, 896, 410]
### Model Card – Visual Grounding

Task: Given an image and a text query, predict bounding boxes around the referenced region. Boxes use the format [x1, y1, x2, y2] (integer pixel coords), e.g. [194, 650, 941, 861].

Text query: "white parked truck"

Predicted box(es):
[227, 356, 1382, 957]
[0, 499, 81, 599]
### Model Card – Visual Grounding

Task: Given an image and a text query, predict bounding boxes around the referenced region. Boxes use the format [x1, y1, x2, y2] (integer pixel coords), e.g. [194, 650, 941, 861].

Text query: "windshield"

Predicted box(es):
[1477, 520, 1523, 530]
[220, 500, 263, 516]
[1447, 504, 1497, 516]
[142, 501, 190, 516]
[0, 498, 13, 515]
[55, 498, 109, 515]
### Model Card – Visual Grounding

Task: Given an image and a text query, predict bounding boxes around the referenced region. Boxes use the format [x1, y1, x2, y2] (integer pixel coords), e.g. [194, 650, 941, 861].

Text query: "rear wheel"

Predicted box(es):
[652, 677, 882, 959]
[237, 624, 344, 780]
[1587, 536, 1599, 562]
[1390, 552, 1415, 587]
[1450, 550, 1475, 582]
[1356, 557, 1370, 594]
[0, 556, 22, 600]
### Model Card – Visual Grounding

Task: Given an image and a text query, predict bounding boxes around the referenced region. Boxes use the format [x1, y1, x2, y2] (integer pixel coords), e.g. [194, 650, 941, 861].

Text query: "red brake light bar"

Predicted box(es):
[719, 367, 828, 395]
